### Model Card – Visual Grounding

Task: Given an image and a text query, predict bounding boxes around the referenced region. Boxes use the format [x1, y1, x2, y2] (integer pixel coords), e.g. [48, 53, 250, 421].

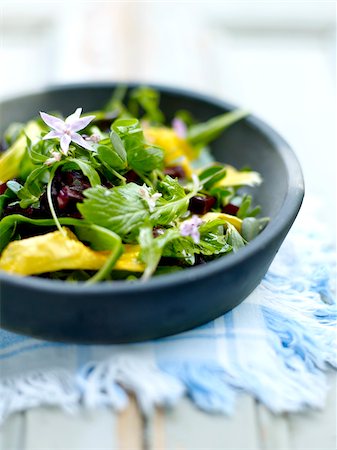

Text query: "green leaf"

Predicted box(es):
[225, 222, 246, 252]
[112, 118, 164, 175]
[129, 86, 165, 123]
[78, 183, 150, 237]
[199, 164, 227, 190]
[150, 176, 190, 225]
[187, 109, 249, 146]
[237, 194, 261, 219]
[75, 224, 123, 283]
[139, 226, 180, 280]
[66, 158, 101, 187]
[0, 214, 87, 253]
[241, 217, 269, 241]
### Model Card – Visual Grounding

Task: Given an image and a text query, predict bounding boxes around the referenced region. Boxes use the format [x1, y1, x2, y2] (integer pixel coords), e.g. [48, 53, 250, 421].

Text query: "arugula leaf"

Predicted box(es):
[139, 226, 180, 280]
[150, 176, 191, 225]
[187, 109, 249, 146]
[78, 183, 150, 237]
[241, 217, 269, 241]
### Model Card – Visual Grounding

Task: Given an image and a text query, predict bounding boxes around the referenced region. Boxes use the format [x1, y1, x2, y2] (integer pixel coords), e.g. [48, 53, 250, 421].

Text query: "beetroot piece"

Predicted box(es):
[164, 166, 186, 180]
[125, 170, 142, 184]
[0, 182, 8, 195]
[188, 195, 216, 215]
[53, 170, 91, 217]
[153, 226, 165, 238]
[222, 203, 239, 216]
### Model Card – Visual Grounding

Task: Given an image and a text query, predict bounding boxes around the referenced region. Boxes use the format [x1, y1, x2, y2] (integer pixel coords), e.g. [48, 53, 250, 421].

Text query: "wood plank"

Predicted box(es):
[0, 412, 26, 450]
[117, 396, 143, 450]
[23, 400, 143, 450]
[148, 394, 260, 450]
[288, 372, 337, 450]
[255, 403, 291, 450]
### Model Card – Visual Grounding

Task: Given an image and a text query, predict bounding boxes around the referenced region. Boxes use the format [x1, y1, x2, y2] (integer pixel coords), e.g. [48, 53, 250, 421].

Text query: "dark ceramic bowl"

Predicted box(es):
[0, 83, 304, 343]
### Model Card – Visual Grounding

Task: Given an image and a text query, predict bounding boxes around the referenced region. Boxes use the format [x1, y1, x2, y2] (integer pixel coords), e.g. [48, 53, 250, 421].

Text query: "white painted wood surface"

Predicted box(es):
[0, 2, 335, 449]
[0, 374, 335, 449]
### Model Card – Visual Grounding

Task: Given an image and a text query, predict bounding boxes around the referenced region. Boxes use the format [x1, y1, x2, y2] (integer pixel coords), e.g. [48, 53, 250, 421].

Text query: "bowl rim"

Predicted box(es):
[0, 82, 304, 293]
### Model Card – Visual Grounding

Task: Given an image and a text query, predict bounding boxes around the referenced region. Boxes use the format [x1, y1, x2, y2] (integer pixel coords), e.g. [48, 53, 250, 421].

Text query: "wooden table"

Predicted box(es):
[1, 372, 335, 449]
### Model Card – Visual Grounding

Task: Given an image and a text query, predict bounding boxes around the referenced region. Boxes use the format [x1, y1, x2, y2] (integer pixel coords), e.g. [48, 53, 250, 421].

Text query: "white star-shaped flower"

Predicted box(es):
[40, 108, 96, 155]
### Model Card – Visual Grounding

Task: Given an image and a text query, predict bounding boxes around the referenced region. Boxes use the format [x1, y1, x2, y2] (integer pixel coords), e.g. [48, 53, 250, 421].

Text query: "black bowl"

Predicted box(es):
[0, 83, 304, 343]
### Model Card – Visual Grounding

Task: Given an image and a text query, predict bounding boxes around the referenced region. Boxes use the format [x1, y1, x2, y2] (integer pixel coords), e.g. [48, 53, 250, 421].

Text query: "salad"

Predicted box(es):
[0, 86, 268, 283]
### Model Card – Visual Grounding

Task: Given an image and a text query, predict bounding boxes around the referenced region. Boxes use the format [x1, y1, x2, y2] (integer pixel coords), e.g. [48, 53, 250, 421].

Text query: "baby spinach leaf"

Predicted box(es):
[78, 183, 150, 237]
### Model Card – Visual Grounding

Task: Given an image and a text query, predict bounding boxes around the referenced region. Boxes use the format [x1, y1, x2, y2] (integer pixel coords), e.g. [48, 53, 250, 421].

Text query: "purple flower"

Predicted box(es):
[40, 108, 96, 155]
[180, 215, 203, 243]
[172, 117, 187, 138]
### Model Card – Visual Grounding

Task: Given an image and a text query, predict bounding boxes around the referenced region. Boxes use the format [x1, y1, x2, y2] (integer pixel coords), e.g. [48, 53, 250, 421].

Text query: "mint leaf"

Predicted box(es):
[225, 222, 246, 252]
[78, 183, 150, 237]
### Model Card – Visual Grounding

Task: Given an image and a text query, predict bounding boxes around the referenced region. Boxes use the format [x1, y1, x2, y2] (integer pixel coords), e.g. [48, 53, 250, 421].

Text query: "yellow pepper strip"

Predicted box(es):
[0, 122, 42, 183]
[144, 127, 195, 178]
[0, 228, 144, 276]
[215, 165, 262, 188]
[202, 212, 242, 233]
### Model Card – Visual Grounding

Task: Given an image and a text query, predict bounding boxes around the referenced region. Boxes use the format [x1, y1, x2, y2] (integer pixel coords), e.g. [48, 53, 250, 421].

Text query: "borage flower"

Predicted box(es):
[40, 108, 96, 155]
[45, 151, 62, 166]
[139, 185, 162, 212]
[180, 215, 203, 244]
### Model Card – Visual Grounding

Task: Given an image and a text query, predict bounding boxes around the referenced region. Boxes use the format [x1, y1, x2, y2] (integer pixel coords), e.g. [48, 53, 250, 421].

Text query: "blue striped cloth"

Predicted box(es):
[0, 206, 335, 422]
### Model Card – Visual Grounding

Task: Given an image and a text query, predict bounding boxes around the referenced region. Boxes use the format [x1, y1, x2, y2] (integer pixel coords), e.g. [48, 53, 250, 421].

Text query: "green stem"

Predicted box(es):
[47, 164, 64, 235]
[86, 243, 123, 284]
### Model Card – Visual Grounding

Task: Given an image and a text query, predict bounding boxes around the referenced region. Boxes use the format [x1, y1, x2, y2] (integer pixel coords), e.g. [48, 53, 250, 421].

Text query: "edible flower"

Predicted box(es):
[40, 108, 96, 155]
[180, 215, 203, 243]
[45, 151, 62, 166]
[139, 185, 162, 212]
[172, 117, 187, 138]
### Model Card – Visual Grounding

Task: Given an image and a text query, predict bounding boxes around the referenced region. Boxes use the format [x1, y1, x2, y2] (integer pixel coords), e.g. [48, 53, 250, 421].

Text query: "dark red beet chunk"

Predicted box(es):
[164, 166, 186, 180]
[53, 170, 91, 217]
[222, 203, 239, 216]
[0, 182, 8, 195]
[189, 195, 216, 215]
[125, 170, 142, 184]
[153, 226, 165, 238]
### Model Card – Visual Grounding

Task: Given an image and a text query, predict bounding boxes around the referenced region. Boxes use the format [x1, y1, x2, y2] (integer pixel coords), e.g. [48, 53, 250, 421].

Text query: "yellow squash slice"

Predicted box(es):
[144, 127, 195, 178]
[0, 228, 144, 276]
[215, 165, 262, 188]
[0, 122, 42, 183]
[202, 212, 242, 233]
